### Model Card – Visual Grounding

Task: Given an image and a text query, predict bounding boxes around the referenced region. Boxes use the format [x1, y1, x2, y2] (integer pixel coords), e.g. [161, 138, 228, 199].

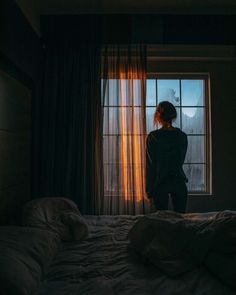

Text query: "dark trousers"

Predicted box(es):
[153, 179, 188, 213]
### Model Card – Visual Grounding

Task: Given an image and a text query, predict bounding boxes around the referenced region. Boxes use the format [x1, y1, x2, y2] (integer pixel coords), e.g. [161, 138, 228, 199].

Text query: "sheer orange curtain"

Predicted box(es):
[101, 45, 151, 214]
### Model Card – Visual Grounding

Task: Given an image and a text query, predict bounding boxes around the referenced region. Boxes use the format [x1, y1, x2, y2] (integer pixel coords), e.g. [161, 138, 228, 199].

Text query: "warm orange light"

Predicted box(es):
[132, 80, 142, 202]
[120, 77, 128, 199]
[119, 73, 144, 202]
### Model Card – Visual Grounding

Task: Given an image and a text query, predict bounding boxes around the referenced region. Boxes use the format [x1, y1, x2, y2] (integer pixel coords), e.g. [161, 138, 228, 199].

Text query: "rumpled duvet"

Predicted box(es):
[128, 210, 236, 288]
[35, 213, 236, 295]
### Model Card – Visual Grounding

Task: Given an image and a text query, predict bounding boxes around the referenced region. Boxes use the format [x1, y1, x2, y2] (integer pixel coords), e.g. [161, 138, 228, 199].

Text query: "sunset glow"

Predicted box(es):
[120, 73, 144, 201]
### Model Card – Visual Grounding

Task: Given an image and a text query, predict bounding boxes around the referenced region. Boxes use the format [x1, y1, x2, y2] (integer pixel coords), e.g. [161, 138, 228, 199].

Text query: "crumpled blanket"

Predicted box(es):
[128, 210, 236, 288]
[23, 198, 89, 242]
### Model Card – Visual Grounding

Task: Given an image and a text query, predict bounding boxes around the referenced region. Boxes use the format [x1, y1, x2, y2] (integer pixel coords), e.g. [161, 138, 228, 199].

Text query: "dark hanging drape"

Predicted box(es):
[34, 17, 103, 214]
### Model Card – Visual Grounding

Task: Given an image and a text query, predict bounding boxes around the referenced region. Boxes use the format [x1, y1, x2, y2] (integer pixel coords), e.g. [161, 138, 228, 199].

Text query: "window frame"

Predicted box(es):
[147, 72, 212, 196]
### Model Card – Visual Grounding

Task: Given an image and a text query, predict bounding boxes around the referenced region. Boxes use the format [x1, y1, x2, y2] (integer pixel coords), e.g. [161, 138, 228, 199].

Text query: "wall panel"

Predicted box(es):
[0, 69, 31, 224]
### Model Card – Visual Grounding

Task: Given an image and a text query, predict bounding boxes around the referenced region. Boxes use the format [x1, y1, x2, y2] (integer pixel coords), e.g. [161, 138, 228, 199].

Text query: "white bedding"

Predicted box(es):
[35, 213, 236, 295]
[129, 211, 236, 284]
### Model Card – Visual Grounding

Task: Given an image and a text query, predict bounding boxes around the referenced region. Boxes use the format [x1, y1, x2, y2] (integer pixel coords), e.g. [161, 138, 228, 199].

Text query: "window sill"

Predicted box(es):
[188, 193, 213, 197]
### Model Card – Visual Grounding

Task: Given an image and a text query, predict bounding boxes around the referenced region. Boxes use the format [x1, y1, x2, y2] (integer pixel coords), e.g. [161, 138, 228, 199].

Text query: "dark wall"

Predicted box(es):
[0, 0, 43, 224]
[0, 70, 31, 225]
[0, 0, 43, 84]
[41, 14, 236, 45]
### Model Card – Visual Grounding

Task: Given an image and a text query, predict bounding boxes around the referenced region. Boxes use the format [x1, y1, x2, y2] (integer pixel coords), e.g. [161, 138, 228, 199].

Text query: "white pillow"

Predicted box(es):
[23, 197, 89, 241]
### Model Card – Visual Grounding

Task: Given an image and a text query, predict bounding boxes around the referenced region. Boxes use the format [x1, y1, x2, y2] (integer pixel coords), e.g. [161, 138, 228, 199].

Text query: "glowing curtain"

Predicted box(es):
[101, 45, 150, 214]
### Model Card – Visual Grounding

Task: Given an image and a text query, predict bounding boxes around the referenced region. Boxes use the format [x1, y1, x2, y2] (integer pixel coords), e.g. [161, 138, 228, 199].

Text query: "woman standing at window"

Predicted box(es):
[146, 101, 188, 213]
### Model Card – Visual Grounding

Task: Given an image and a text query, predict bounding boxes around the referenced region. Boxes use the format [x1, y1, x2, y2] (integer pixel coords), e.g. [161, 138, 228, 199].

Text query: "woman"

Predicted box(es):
[146, 101, 188, 213]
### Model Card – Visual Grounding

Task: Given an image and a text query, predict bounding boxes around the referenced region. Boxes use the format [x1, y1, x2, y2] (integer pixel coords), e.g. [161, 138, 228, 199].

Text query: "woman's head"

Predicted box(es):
[153, 101, 177, 127]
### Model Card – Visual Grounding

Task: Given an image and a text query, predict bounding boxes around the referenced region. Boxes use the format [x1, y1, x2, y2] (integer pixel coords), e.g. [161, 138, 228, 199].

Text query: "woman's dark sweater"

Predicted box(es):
[146, 128, 188, 198]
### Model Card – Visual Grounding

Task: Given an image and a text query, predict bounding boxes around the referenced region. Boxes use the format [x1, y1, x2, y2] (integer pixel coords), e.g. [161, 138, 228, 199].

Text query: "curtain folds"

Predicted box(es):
[34, 18, 150, 215]
[36, 34, 103, 214]
[101, 45, 150, 215]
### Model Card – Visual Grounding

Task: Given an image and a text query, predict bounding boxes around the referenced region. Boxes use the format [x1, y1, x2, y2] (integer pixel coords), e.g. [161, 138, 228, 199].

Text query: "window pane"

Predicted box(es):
[122, 164, 144, 198]
[103, 79, 118, 106]
[172, 107, 181, 128]
[103, 136, 119, 164]
[146, 107, 156, 133]
[146, 79, 156, 106]
[185, 136, 205, 163]
[181, 80, 204, 106]
[120, 135, 144, 164]
[157, 80, 180, 106]
[104, 163, 145, 196]
[131, 107, 143, 133]
[182, 107, 205, 134]
[104, 163, 120, 195]
[103, 107, 120, 134]
[103, 107, 143, 135]
[183, 164, 206, 191]
[104, 135, 145, 164]
[103, 79, 143, 106]
[131, 79, 142, 106]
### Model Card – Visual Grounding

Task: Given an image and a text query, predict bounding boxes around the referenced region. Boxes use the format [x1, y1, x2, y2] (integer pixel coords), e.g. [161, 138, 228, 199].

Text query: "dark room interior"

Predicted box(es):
[0, 0, 236, 294]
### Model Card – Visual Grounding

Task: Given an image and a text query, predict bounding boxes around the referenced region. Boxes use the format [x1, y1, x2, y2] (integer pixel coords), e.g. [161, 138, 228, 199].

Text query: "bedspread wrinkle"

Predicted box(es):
[128, 210, 236, 288]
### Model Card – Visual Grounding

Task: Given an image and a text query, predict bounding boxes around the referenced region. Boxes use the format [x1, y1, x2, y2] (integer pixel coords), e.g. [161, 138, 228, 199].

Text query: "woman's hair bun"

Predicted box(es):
[154, 101, 177, 125]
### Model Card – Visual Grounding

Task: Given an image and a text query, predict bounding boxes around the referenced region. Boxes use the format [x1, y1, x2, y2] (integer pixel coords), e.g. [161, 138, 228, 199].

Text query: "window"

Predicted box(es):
[103, 79, 146, 199]
[146, 74, 211, 194]
[103, 74, 212, 196]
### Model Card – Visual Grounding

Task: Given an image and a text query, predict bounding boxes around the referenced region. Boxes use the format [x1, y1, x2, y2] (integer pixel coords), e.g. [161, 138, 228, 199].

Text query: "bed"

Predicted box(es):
[0, 198, 236, 295]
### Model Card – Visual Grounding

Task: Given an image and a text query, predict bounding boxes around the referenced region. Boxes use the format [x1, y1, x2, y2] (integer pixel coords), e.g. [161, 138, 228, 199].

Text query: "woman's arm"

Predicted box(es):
[182, 133, 188, 163]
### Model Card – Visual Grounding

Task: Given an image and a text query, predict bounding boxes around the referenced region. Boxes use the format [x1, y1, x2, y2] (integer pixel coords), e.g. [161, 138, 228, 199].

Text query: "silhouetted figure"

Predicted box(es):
[146, 101, 188, 213]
